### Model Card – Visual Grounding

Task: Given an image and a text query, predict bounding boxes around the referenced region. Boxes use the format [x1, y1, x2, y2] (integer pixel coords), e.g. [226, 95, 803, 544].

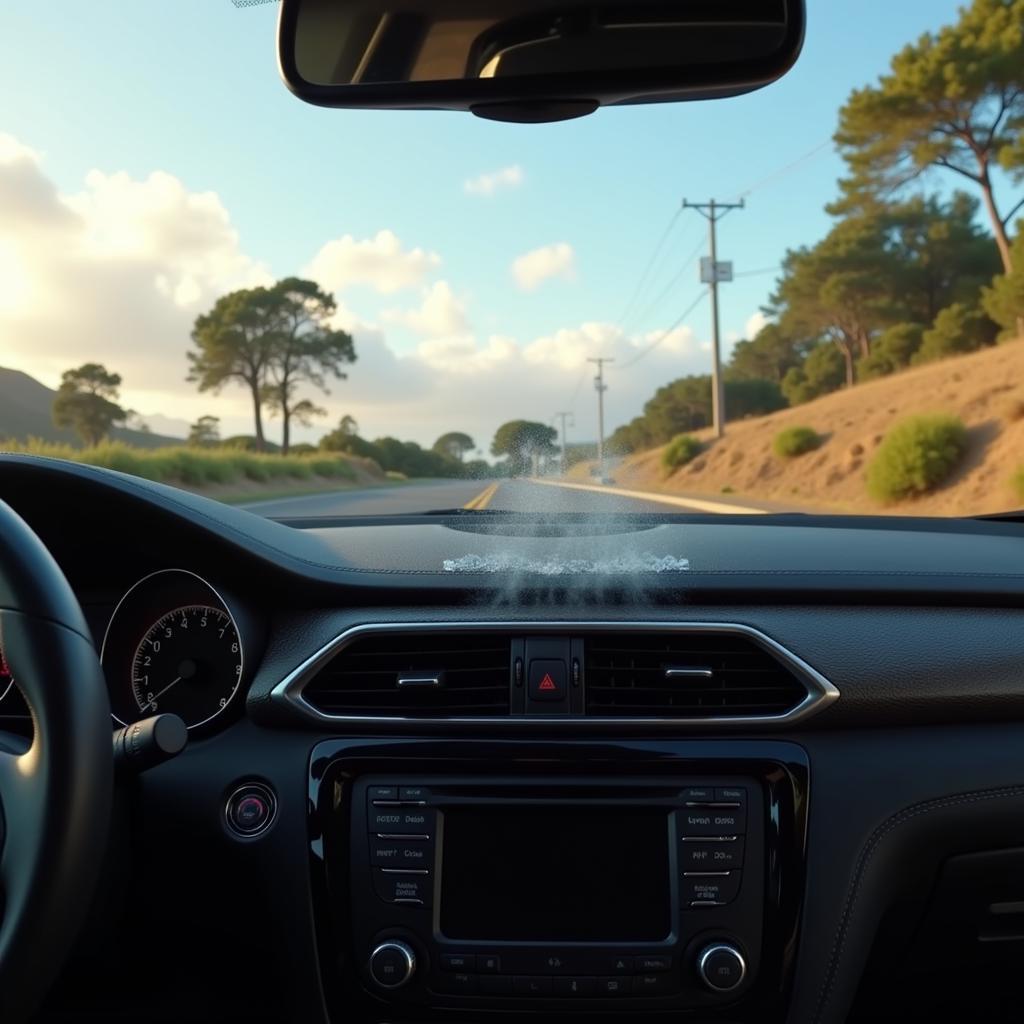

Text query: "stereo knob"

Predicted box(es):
[696, 943, 746, 993]
[369, 941, 416, 989]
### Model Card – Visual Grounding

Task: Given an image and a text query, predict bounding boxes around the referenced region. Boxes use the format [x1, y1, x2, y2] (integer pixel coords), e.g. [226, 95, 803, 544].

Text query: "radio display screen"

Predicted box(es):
[439, 806, 671, 941]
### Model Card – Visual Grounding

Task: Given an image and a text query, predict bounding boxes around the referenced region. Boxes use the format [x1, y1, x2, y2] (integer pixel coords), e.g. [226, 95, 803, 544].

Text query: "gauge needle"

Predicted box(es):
[139, 676, 182, 712]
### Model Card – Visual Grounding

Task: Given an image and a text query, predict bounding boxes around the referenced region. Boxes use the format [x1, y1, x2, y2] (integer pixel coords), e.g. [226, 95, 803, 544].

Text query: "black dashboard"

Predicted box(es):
[3, 453, 1024, 1024]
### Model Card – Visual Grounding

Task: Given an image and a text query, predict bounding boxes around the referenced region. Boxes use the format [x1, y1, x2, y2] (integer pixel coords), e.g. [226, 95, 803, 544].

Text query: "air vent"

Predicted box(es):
[301, 632, 511, 717]
[584, 632, 811, 718]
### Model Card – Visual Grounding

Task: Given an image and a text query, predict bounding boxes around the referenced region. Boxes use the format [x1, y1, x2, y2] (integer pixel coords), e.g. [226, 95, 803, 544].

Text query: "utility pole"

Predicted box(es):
[682, 198, 744, 439]
[587, 357, 613, 482]
[553, 411, 573, 477]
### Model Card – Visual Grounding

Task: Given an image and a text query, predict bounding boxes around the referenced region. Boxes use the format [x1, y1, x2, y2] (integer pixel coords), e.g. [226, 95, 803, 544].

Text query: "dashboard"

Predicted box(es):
[3, 453, 1024, 1024]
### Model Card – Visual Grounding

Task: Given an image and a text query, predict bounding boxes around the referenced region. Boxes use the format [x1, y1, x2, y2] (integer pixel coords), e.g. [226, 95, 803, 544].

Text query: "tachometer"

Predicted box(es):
[130, 605, 242, 727]
[102, 568, 251, 731]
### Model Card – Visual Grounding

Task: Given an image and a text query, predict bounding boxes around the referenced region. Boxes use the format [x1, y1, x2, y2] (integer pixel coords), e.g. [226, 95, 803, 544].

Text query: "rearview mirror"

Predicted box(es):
[278, 0, 806, 122]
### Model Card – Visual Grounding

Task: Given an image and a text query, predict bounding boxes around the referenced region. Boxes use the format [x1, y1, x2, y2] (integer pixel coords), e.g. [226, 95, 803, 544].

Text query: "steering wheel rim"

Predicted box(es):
[0, 498, 112, 1022]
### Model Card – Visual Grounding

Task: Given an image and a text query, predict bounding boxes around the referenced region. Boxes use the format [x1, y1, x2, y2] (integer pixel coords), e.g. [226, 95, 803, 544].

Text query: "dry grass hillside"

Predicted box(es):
[584, 338, 1024, 516]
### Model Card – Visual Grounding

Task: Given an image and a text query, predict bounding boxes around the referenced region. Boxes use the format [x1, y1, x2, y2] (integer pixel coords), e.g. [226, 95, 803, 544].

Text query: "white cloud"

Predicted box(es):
[512, 242, 576, 291]
[0, 136, 271, 402]
[383, 281, 469, 337]
[305, 229, 440, 295]
[745, 310, 769, 338]
[0, 131, 714, 449]
[463, 164, 524, 197]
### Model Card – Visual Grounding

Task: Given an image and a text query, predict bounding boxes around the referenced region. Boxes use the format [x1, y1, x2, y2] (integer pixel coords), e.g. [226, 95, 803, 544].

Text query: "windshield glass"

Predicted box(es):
[2, 0, 1022, 519]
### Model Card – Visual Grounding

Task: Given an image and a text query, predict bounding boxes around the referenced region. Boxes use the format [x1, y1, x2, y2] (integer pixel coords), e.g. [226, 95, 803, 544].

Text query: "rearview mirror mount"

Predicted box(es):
[277, 0, 806, 122]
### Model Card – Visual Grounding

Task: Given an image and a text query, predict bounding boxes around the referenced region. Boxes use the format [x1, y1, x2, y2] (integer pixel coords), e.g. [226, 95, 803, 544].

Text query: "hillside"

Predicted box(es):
[0, 367, 182, 448]
[581, 338, 1024, 516]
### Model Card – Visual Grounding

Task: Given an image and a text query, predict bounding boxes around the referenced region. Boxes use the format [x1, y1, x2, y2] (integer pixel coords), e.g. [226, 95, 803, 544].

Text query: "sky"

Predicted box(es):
[0, 0, 977, 450]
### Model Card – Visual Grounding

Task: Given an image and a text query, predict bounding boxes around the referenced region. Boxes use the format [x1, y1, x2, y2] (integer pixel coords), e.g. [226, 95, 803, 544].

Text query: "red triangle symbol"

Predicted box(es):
[538, 673, 557, 692]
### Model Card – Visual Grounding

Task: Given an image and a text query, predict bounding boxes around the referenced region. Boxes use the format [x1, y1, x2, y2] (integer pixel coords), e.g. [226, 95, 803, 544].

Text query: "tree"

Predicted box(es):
[834, 0, 1024, 273]
[433, 432, 475, 461]
[912, 302, 998, 363]
[982, 225, 1024, 337]
[187, 287, 279, 451]
[52, 363, 127, 446]
[858, 322, 925, 380]
[781, 344, 847, 406]
[262, 278, 356, 454]
[490, 420, 558, 476]
[338, 414, 359, 437]
[727, 323, 809, 384]
[771, 216, 898, 387]
[188, 414, 221, 447]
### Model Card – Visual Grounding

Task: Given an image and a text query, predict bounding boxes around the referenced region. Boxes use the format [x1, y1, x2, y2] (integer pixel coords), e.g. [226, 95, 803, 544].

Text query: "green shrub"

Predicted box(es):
[858, 322, 924, 380]
[866, 414, 968, 503]
[661, 434, 703, 474]
[912, 303, 997, 365]
[772, 426, 822, 458]
[0, 440, 361, 489]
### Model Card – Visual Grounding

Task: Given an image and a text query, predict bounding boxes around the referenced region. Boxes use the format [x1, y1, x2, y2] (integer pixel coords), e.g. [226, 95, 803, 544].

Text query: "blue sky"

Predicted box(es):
[0, 0, 980, 447]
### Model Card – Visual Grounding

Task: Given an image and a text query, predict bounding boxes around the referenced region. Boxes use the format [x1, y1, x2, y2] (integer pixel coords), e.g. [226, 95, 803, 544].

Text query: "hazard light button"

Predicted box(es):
[528, 660, 567, 702]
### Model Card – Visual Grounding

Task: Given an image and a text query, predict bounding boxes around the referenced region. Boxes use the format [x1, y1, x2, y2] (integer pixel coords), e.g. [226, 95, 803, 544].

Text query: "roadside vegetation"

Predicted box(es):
[661, 434, 703, 474]
[606, 0, 1024, 516]
[1, 439, 362, 488]
[772, 427, 821, 459]
[866, 415, 968, 503]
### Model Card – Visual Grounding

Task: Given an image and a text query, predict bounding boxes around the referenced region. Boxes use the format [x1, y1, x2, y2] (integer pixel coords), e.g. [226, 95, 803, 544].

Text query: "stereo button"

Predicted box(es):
[682, 871, 741, 906]
[680, 807, 745, 835]
[478, 954, 501, 973]
[373, 868, 432, 906]
[441, 953, 475, 971]
[599, 977, 632, 995]
[635, 955, 671, 972]
[369, 807, 435, 834]
[634, 972, 678, 995]
[367, 785, 397, 801]
[682, 838, 744, 871]
[514, 976, 552, 996]
[553, 977, 596, 997]
[683, 786, 714, 802]
[715, 786, 746, 804]
[370, 839, 433, 867]
[608, 956, 633, 973]
[399, 785, 428, 801]
[437, 971, 477, 993]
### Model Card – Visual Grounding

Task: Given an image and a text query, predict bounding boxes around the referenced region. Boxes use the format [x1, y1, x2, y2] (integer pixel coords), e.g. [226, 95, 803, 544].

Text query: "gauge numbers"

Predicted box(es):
[131, 605, 242, 729]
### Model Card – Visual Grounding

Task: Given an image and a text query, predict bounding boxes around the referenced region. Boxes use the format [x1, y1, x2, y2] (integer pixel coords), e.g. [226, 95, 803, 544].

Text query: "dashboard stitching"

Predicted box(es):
[812, 784, 1024, 1023]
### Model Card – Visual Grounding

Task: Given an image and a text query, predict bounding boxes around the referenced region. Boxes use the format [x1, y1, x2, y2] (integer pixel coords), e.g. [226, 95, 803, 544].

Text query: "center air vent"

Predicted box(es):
[301, 632, 511, 717]
[584, 632, 811, 719]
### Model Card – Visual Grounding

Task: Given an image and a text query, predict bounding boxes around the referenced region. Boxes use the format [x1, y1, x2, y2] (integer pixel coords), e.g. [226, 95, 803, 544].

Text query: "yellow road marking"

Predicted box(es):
[464, 481, 499, 510]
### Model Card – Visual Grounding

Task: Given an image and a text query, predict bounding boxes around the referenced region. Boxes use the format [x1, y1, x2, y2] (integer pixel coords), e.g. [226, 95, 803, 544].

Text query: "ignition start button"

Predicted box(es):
[225, 782, 277, 838]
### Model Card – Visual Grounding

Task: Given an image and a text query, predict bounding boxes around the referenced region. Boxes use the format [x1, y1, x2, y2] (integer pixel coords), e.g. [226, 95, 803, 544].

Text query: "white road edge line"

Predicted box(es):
[529, 478, 768, 515]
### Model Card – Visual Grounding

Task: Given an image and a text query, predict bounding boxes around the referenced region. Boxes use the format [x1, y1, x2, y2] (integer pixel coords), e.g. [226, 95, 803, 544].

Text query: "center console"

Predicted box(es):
[308, 738, 808, 1020]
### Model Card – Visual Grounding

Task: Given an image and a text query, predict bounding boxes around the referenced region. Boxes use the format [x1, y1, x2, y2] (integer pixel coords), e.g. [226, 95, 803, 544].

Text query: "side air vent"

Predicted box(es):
[584, 632, 812, 718]
[301, 632, 511, 717]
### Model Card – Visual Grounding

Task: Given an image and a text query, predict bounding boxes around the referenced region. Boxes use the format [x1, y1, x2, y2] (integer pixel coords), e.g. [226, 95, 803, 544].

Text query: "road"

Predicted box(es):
[240, 478, 782, 518]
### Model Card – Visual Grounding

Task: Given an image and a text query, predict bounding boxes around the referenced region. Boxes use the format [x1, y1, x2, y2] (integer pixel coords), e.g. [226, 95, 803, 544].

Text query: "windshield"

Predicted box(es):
[2, 0, 1022, 520]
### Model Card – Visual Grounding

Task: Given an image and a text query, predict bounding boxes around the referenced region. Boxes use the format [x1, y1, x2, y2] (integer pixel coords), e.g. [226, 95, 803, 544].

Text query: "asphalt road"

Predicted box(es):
[240, 478, 777, 518]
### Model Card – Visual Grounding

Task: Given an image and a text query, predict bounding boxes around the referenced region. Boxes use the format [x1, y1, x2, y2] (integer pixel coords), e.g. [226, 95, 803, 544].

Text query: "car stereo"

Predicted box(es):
[309, 737, 807, 1019]
[344, 774, 763, 1010]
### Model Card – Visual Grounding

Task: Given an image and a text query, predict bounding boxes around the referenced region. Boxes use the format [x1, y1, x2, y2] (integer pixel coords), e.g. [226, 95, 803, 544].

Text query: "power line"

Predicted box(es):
[620, 235, 705, 336]
[731, 139, 832, 201]
[615, 209, 684, 327]
[733, 265, 779, 279]
[618, 289, 708, 369]
[587, 358, 614, 481]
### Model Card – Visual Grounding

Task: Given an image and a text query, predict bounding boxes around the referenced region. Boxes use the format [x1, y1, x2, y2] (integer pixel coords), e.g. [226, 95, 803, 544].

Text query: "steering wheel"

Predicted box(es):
[0, 499, 113, 1022]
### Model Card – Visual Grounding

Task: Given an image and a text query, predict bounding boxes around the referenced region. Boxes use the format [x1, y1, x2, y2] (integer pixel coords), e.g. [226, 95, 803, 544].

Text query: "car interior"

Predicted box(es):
[3, 2, 1024, 1023]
